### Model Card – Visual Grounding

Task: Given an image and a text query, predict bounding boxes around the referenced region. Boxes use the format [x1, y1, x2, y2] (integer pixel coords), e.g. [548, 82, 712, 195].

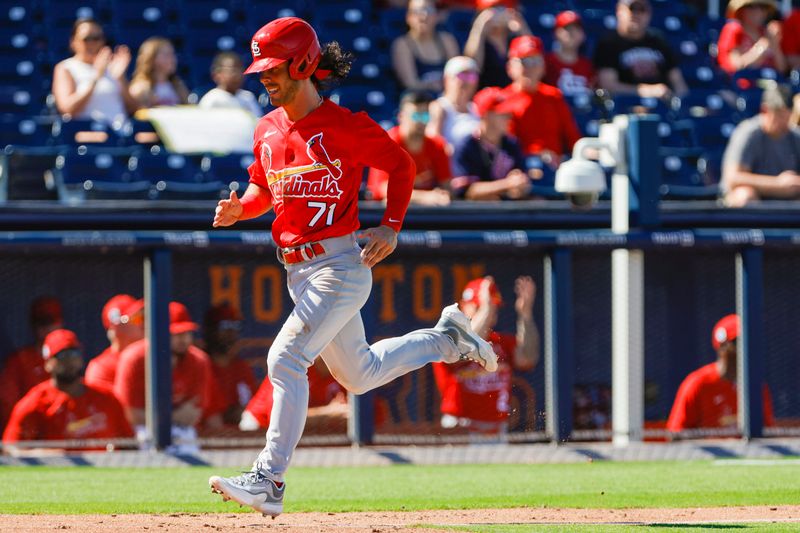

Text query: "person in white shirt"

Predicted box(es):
[198, 52, 263, 118]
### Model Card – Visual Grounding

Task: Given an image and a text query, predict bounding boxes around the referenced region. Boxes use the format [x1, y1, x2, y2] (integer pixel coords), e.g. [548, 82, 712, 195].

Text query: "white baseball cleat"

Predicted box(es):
[209, 469, 285, 517]
[435, 303, 498, 372]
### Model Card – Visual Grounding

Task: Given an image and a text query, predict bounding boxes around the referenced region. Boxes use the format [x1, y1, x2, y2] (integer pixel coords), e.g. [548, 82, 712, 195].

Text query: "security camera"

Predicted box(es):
[555, 139, 609, 210]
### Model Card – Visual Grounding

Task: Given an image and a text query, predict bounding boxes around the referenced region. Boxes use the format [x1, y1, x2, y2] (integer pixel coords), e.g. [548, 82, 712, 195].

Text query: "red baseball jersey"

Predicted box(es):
[433, 331, 516, 423]
[666, 362, 775, 432]
[2, 379, 133, 443]
[543, 53, 595, 96]
[244, 362, 343, 428]
[500, 83, 581, 157]
[84, 345, 121, 391]
[366, 127, 452, 201]
[113, 339, 220, 417]
[210, 358, 257, 415]
[248, 99, 415, 247]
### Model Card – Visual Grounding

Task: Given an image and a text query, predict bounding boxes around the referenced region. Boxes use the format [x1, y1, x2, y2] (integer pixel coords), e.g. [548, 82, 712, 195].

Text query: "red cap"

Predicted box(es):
[473, 86, 516, 117]
[30, 296, 63, 326]
[476, 0, 517, 9]
[102, 294, 139, 330]
[711, 314, 739, 350]
[42, 328, 81, 360]
[169, 301, 199, 334]
[460, 277, 503, 307]
[205, 302, 243, 325]
[508, 35, 544, 59]
[555, 10, 582, 29]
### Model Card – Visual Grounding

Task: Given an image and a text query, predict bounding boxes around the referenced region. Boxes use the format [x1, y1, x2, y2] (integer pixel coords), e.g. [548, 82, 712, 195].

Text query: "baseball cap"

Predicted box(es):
[169, 301, 199, 334]
[476, 0, 518, 9]
[102, 294, 139, 330]
[42, 328, 82, 360]
[30, 296, 63, 326]
[508, 35, 544, 59]
[444, 56, 478, 78]
[473, 86, 516, 117]
[555, 10, 582, 29]
[460, 277, 503, 307]
[711, 314, 739, 350]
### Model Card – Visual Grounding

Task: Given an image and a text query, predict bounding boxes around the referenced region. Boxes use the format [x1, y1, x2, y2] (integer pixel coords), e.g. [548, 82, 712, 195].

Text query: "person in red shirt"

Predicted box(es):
[113, 301, 221, 431]
[433, 276, 540, 436]
[544, 11, 595, 97]
[85, 294, 144, 391]
[2, 329, 133, 451]
[781, 8, 800, 70]
[367, 89, 452, 206]
[209, 17, 497, 517]
[717, 0, 785, 76]
[501, 35, 581, 167]
[0, 296, 64, 433]
[667, 314, 775, 436]
[201, 303, 257, 428]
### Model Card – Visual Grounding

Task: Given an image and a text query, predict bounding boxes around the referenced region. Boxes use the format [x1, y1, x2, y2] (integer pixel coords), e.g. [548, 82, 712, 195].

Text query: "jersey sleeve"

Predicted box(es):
[666, 374, 699, 432]
[1, 392, 40, 443]
[350, 112, 415, 231]
[557, 95, 582, 154]
[717, 22, 744, 73]
[113, 347, 146, 410]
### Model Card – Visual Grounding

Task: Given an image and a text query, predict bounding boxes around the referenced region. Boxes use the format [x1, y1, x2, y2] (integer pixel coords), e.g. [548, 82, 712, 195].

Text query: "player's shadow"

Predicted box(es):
[645, 525, 750, 529]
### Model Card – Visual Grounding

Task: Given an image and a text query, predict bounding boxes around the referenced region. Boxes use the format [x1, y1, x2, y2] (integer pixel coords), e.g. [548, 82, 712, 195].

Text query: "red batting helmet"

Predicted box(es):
[244, 17, 321, 80]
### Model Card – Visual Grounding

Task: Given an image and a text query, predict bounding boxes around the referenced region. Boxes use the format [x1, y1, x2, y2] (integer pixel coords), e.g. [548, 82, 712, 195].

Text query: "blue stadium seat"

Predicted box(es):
[0, 5, 33, 30]
[329, 84, 396, 122]
[606, 94, 671, 118]
[53, 146, 146, 203]
[52, 118, 126, 146]
[378, 7, 407, 46]
[241, 1, 303, 35]
[201, 153, 254, 192]
[0, 117, 55, 148]
[0, 86, 41, 116]
[659, 146, 721, 199]
[443, 9, 475, 48]
[691, 114, 737, 149]
[131, 145, 223, 199]
[672, 89, 737, 119]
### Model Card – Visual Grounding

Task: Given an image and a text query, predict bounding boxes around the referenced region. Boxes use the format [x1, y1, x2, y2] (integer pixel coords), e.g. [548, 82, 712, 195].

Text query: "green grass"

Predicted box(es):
[435, 526, 800, 532]
[0, 461, 799, 515]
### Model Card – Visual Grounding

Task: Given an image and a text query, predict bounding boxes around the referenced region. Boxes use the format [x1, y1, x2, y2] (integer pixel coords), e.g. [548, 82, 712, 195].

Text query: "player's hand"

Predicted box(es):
[478, 276, 499, 310]
[108, 45, 132, 81]
[213, 190, 243, 227]
[357, 225, 397, 268]
[514, 275, 536, 320]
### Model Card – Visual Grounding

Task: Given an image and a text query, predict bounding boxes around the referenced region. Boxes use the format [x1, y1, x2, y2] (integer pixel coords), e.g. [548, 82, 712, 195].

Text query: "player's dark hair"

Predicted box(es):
[313, 41, 353, 91]
[399, 89, 434, 108]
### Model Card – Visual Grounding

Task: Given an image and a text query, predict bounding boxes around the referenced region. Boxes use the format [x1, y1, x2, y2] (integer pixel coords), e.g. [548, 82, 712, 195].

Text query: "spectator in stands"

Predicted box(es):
[129, 37, 189, 108]
[544, 11, 596, 97]
[2, 329, 133, 450]
[502, 35, 582, 166]
[391, 0, 460, 93]
[201, 303, 256, 428]
[433, 276, 539, 436]
[667, 314, 774, 435]
[0, 297, 64, 433]
[781, 8, 800, 70]
[51, 18, 138, 126]
[198, 52, 263, 118]
[113, 301, 221, 432]
[239, 358, 347, 432]
[451, 86, 531, 200]
[717, 0, 785, 76]
[427, 56, 481, 151]
[464, 0, 532, 89]
[85, 295, 144, 391]
[721, 84, 800, 207]
[367, 90, 452, 206]
[593, 0, 688, 99]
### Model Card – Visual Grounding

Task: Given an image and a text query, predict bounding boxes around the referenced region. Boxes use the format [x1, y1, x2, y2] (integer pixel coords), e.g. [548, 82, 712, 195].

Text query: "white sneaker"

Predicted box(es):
[435, 303, 498, 372]
[209, 468, 285, 517]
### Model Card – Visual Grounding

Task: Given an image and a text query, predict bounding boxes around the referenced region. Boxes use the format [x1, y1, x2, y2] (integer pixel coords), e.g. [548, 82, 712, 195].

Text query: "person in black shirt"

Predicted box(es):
[593, 0, 688, 99]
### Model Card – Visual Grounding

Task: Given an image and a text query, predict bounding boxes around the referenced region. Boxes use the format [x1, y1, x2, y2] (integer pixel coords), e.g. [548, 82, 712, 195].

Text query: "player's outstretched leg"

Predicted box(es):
[435, 303, 498, 372]
[209, 464, 285, 517]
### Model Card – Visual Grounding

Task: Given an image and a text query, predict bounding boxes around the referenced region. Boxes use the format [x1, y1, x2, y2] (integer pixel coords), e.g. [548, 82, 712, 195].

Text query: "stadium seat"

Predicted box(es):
[52, 118, 124, 146]
[201, 153, 255, 191]
[0, 117, 56, 149]
[241, 1, 303, 35]
[131, 145, 223, 199]
[0, 86, 41, 116]
[329, 84, 396, 120]
[52, 146, 143, 203]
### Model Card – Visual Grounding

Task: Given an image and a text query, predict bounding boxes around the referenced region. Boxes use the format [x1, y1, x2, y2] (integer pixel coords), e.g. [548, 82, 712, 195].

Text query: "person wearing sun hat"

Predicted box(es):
[2, 328, 133, 448]
[717, 0, 786, 75]
[113, 301, 221, 431]
[543, 11, 596, 97]
[666, 314, 775, 435]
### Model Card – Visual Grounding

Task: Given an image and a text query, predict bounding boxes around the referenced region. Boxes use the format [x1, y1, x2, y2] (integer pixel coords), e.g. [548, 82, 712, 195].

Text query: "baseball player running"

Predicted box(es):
[208, 17, 497, 517]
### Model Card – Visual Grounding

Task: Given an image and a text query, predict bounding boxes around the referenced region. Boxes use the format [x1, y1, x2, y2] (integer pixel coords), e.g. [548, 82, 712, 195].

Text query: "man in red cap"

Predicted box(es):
[201, 303, 257, 428]
[113, 301, 221, 430]
[0, 296, 65, 433]
[451, 86, 532, 200]
[500, 35, 581, 166]
[667, 314, 774, 434]
[543, 11, 596, 97]
[3, 329, 133, 450]
[85, 295, 144, 391]
[432, 275, 539, 436]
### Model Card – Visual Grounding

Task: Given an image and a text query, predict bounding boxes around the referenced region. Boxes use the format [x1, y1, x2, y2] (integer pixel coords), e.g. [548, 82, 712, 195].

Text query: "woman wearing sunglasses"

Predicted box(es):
[427, 56, 481, 151]
[52, 18, 139, 126]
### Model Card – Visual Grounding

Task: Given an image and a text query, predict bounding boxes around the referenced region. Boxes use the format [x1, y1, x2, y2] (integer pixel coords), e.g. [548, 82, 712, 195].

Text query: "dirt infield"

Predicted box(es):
[2, 506, 800, 532]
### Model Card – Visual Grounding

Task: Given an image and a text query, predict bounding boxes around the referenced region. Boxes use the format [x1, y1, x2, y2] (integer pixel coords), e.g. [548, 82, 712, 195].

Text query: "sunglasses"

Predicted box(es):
[411, 6, 436, 16]
[410, 111, 430, 124]
[120, 311, 144, 327]
[82, 33, 105, 42]
[517, 56, 544, 67]
[455, 71, 479, 83]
